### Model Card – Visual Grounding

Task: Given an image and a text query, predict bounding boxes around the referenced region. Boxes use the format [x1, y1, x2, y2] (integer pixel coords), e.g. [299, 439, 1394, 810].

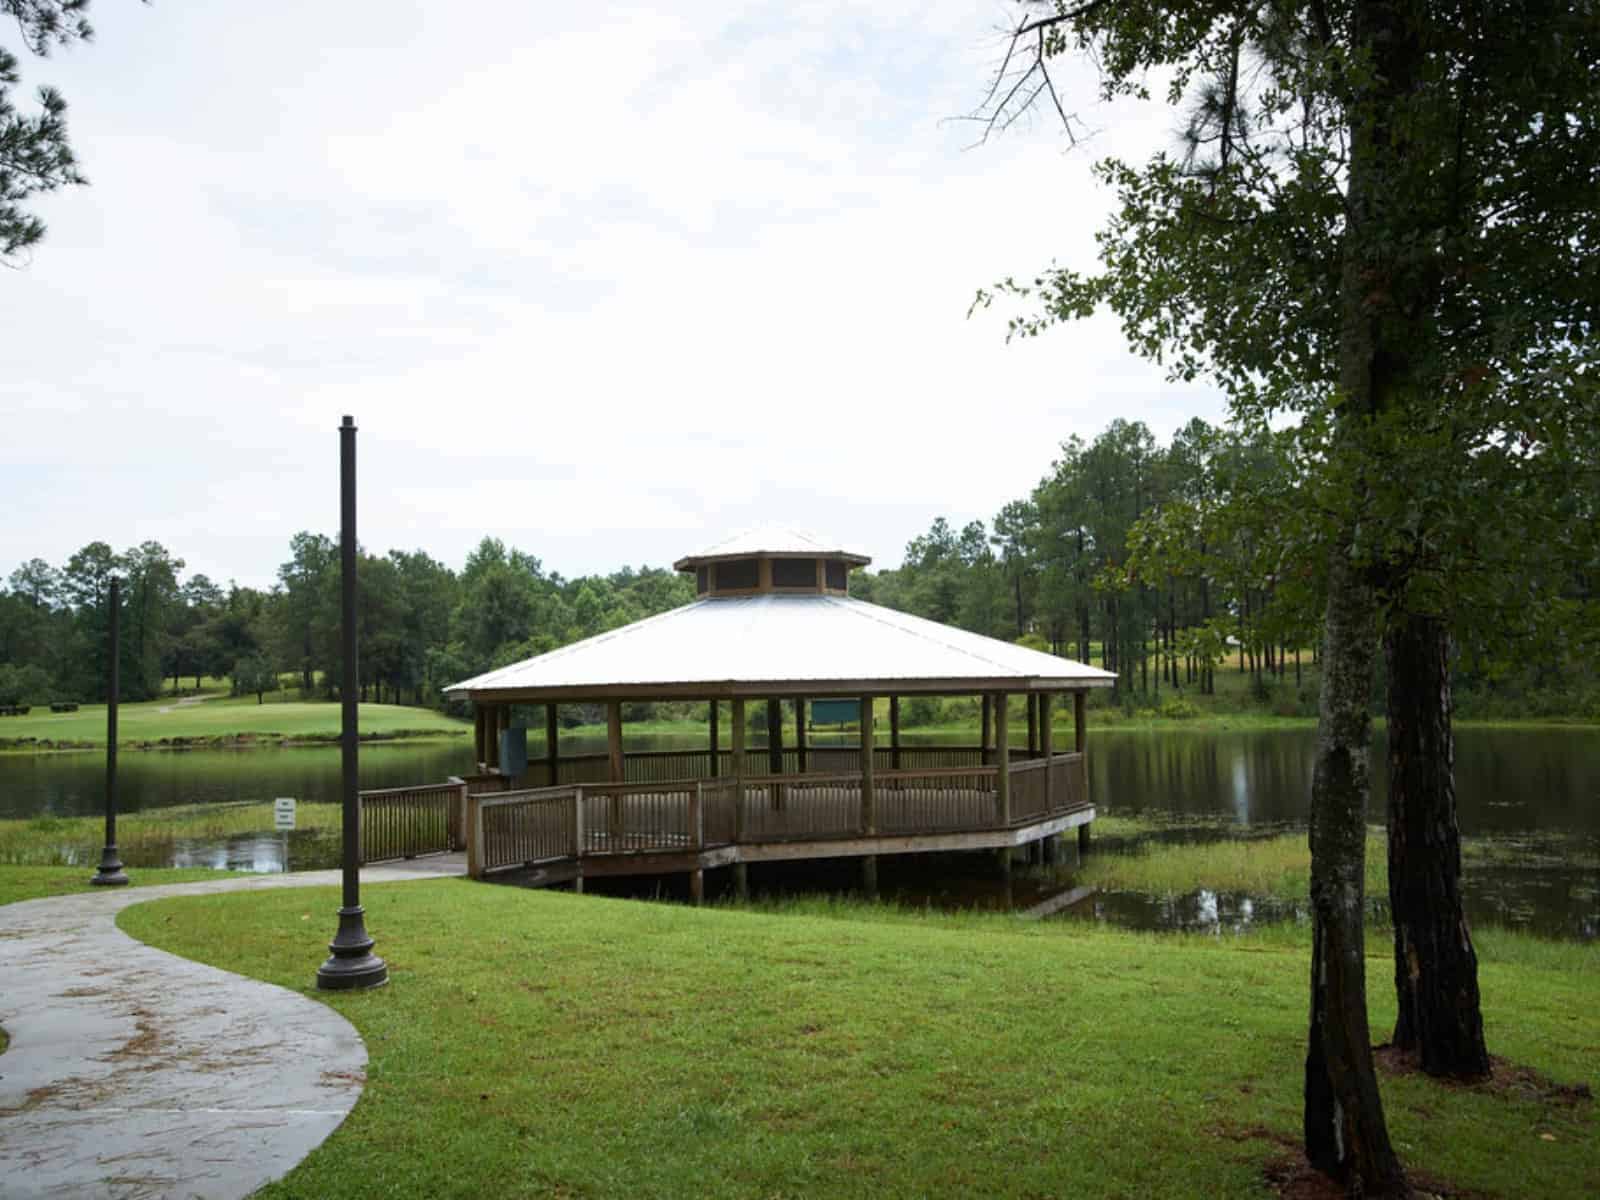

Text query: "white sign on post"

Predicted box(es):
[273, 797, 297, 831]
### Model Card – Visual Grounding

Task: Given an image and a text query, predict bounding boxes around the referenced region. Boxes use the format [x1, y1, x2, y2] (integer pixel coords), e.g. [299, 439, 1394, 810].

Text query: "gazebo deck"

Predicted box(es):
[358, 747, 1093, 891]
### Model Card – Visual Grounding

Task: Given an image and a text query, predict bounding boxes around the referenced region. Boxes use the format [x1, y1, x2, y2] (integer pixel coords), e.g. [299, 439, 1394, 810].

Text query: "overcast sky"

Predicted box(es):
[1, 1, 1225, 591]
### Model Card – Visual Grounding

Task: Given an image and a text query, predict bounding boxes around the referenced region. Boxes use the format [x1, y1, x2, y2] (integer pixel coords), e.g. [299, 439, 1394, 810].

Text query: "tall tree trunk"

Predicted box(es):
[1302, 1, 1419, 1182]
[1385, 611, 1489, 1078]
[1304, 549, 1408, 1195]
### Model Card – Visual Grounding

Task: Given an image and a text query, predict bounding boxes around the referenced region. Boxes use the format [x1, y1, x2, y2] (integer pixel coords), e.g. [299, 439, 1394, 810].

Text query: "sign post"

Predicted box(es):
[274, 797, 296, 872]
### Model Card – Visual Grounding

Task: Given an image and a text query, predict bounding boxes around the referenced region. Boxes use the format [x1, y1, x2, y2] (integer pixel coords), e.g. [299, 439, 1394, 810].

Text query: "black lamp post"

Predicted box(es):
[316, 415, 388, 990]
[91, 575, 129, 887]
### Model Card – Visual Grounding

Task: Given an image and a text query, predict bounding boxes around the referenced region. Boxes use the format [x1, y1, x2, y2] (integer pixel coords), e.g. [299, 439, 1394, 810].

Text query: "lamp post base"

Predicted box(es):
[316, 905, 388, 990]
[90, 846, 129, 887]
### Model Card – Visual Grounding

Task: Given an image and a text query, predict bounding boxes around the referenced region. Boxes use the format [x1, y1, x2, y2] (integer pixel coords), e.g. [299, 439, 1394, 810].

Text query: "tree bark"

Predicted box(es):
[1304, 549, 1409, 1196]
[1385, 611, 1490, 1078]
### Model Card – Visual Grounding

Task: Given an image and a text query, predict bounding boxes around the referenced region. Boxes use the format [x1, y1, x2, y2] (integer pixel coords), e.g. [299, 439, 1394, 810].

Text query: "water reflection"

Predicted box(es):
[2, 726, 1596, 938]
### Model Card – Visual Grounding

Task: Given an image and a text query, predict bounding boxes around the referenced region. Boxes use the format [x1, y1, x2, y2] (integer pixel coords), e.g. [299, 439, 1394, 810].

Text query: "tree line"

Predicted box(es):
[856, 417, 1598, 720]
[3, 410, 1593, 719]
[0, 536, 692, 709]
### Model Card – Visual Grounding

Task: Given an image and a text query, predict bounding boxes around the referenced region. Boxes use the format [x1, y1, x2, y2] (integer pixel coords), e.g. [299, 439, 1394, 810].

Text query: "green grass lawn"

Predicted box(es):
[113, 880, 1598, 1199]
[0, 695, 468, 748]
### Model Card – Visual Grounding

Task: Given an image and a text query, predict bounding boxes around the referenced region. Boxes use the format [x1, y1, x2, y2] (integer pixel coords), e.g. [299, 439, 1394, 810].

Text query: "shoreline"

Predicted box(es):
[4, 714, 1595, 756]
[0, 729, 471, 756]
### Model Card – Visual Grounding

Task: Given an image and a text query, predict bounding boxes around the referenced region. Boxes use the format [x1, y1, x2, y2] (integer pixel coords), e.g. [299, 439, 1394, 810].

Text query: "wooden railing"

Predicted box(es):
[580, 781, 698, 854]
[469, 785, 580, 876]
[741, 772, 863, 841]
[461, 752, 1090, 877]
[701, 777, 739, 845]
[877, 767, 998, 834]
[488, 745, 1043, 789]
[359, 781, 466, 864]
[1049, 752, 1089, 816]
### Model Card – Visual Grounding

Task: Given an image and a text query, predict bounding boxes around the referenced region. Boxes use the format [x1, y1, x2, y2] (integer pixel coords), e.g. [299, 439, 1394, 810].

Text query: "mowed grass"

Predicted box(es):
[0, 865, 233, 906]
[0, 801, 345, 865]
[119, 881, 1599, 1199]
[0, 696, 468, 747]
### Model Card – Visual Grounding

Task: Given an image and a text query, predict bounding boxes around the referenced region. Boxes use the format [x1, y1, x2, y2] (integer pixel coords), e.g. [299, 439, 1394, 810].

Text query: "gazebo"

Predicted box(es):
[433, 526, 1115, 898]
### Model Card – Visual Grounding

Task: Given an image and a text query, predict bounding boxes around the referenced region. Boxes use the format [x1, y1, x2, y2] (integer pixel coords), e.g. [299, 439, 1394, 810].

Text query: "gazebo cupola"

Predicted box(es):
[673, 526, 871, 598]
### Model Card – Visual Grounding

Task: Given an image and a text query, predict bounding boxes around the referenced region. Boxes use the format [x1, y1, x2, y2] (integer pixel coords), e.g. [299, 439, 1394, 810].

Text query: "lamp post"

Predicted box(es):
[316, 415, 388, 990]
[91, 576, 128, 887]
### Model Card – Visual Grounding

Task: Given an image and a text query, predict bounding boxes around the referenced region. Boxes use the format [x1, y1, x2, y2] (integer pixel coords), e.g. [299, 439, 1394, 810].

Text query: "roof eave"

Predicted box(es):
[672, 550, 873, 572]
[445, 675, 1117, 702]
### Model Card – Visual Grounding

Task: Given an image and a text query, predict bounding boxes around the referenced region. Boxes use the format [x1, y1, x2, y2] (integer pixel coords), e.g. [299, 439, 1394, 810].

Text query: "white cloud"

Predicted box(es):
[0, 0, 1226, 589]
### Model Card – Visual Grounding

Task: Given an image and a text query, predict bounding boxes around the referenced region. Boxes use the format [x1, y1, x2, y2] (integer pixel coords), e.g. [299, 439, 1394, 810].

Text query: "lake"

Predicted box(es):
[2, 726, 1594, 937]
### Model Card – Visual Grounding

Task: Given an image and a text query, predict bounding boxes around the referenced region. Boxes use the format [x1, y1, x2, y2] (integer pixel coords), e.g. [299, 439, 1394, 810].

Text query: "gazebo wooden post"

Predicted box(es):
[473, 703, 487, 769]
[607, 700, 624, 848]
[979, 695, 992, 765]
[767, 698, 785, 811]
[1075, 689, 1091, 855]
[1026, 695, 1039, 758]
[1040, 692, 1054, 815]
[860, 694, 877, 897]
[794, 698, 807, 774]
[688, 781, 704, 905]
[767, 699, 783, 772]
[859, 695, 876, 834]
[486, 705, 501, 772]
[731, 698, 748, 898]
[545, 703, 559, 787]
[708, 701, 720, 778]
[889, 696, 901, 770]
[995, 692, 1011, 827]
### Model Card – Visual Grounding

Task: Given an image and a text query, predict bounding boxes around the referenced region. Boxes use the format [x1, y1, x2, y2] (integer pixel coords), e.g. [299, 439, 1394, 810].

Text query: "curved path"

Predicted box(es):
[0, 860, 463, 1199]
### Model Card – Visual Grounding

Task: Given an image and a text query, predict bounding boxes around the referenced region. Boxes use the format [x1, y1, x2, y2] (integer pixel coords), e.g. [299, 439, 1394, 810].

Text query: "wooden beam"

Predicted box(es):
[1074, 690, 1087, 754]
[731, 698, 746, 841]
[709, 700, 720, 778]
[860, 694, 875, 834]
[1040, 693, 1054, 812]
[606, 701, 624, 783]
[1026, 694, 1038, 757]
[486, 705, 501, 771]
[767, 698, 783, 773]
[889, 695, 901, 770]
[980, 695, 992, 766]
[606, 700, 624, 847]
[545, 702, 559, 788]
[734, 810, 1092, 861]
[473, 703, 486, 768]
[995, 692, 1011, 826]
[794, 698, 807, 773]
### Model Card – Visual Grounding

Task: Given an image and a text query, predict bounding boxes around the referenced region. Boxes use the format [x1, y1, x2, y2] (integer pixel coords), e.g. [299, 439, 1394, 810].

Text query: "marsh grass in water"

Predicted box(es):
[117, 879, 1599, 1199]
[0, 801, 344, 865]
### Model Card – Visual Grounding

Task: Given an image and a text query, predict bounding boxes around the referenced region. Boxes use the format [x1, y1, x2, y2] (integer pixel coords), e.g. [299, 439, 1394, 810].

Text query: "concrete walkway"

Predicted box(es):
[0, 858, 465, 1199]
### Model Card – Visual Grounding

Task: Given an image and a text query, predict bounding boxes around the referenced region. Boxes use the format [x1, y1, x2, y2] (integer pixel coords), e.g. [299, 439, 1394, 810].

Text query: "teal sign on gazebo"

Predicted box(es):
[809, 699, 859, 726]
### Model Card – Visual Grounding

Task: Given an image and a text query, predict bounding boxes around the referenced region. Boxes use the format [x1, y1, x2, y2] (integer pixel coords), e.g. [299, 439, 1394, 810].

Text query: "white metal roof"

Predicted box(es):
[672, 524, 871, 570]
[446, 594, 1116, 700]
